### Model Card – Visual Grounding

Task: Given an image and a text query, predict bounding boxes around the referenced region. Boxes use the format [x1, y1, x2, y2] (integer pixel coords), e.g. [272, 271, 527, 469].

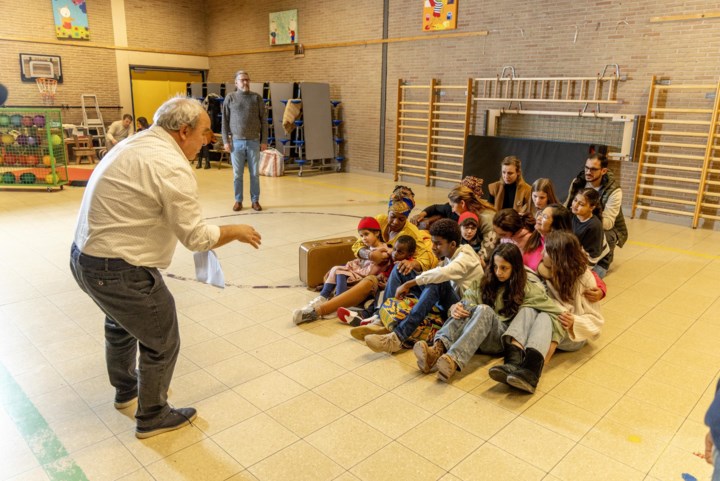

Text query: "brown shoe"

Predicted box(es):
[252, 201, 262, 211]
[350, 322, 389, 341]
[365, 332, 403, 353]
[436, 354, 458, 382]
[233, 202, 242, 212]
[413, 340, 445, 374]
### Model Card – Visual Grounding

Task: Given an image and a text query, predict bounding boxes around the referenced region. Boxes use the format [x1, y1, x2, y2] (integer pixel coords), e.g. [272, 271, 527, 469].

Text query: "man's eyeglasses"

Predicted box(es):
[584, 166, 601, 172]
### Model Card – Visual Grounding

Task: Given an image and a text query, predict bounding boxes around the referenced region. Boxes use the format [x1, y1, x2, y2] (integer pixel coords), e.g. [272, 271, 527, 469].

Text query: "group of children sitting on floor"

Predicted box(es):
[292, 155, 611, 394]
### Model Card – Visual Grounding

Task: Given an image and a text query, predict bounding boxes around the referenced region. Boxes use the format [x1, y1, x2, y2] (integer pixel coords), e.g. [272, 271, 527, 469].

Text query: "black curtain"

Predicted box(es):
[463, 136, 594, 203]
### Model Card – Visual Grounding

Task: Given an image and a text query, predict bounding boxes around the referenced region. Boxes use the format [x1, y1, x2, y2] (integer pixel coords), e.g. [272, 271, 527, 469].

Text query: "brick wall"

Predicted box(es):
[3, 0, 720, 220]
[125, 0, 207, 54]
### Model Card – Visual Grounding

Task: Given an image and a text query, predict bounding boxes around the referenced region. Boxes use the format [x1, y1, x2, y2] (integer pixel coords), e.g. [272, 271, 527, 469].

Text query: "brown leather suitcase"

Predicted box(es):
[299, 236, 357, 288]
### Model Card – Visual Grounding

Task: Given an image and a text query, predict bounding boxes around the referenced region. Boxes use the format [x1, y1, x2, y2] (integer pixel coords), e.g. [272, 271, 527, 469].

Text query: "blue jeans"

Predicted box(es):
[435, 305, 510, 370]
[713, 447, 720, 481]
[504, 309, 552, 353]
[231, 139, 260, 203]
[394, 281, 460, 342]
[69, 244, 179, 428]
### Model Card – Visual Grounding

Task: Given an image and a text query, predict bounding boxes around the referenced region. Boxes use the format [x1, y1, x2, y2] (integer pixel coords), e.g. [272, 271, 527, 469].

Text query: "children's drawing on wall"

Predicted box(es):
[423, 0, 457, 31]
[269, 9, 298, 45]
[53, 0, 89, 40]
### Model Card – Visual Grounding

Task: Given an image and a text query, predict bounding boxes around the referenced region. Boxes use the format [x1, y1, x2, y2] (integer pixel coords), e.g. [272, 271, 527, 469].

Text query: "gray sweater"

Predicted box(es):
[221, 90, 267, 145]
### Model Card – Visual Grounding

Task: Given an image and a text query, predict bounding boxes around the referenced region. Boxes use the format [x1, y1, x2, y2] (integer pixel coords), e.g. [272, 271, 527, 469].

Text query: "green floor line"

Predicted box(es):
[0, 362, 89, 481]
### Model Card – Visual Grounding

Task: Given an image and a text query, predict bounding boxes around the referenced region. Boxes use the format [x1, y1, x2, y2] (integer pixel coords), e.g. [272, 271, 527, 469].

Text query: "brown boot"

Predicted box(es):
[436, 354, 458, 383]
[413, 340, 445, 374]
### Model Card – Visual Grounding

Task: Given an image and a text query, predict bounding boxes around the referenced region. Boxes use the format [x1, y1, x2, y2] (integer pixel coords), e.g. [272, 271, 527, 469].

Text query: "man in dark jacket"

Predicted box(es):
[565, 153, 628, 271]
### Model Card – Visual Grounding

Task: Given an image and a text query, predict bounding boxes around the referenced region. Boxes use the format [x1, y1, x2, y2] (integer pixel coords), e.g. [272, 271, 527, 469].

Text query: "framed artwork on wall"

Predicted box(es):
[269, 9, 298, 45]
[423, 0, 458, 31]
[52, 0, 90, 40]
[19, 54, 64, 83]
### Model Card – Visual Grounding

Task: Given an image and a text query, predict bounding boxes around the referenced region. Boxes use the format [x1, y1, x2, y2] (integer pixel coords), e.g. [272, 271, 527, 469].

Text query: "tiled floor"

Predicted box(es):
[1, 168, 719, 481]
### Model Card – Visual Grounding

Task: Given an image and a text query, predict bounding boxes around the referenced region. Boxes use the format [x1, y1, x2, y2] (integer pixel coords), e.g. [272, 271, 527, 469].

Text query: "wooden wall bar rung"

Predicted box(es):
[640, 173, 699, 183]
[639, 183, 698, 194]
[432, 160, 462, 166]
[431, 127, 465, 132]
[643, 152, 705, 161]
[651, 108, 714, 114]
[639, 164, 702, 172]
[645, 141, 707, 149]
[648, 130, 708, 137]
[431, 144, 464, 150]
[647, 119, 711, 126]
[637, 194, 697, 206]
[654, 84, 716, 90]
[635, 205, 695, 216]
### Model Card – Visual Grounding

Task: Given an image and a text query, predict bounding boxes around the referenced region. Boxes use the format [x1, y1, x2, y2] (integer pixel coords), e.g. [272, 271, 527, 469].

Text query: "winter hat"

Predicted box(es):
[458, 211, 479, 226]
[461, 176, 484, 198]
[357, 216, 381, 231]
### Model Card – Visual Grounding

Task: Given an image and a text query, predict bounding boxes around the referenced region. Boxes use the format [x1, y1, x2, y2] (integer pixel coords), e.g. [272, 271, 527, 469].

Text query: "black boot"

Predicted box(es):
[488, 343, 524, 385]
[506, 347, 544, 394]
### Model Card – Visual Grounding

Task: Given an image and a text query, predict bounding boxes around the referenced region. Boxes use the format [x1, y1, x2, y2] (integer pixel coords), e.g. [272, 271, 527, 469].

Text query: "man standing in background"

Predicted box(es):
[222, 70, 266, 212]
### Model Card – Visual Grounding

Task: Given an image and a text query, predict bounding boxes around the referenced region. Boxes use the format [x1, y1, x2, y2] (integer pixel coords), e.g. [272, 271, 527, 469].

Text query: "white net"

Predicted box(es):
[36, 78, 58, 106]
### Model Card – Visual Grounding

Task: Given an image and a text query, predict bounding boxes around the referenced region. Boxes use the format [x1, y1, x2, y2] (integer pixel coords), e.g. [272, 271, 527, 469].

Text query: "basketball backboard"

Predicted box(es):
[19, 53, 63, 83]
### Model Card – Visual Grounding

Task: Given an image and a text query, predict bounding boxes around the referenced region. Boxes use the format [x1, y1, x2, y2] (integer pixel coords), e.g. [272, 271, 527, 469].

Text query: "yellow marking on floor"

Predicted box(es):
[627, 240, 720, 260]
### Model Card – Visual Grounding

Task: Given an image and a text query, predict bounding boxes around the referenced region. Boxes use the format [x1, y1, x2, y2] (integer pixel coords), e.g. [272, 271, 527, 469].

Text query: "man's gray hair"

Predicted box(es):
[153, 96, 205, 131]
[235, 70, 249, 80]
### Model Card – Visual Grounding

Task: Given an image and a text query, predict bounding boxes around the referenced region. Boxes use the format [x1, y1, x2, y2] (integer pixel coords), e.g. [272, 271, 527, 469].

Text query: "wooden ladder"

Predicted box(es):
[473, 65, 623, 111]
[696, 83, 720, 225]
[631, 76, 720, 228]
[428, 78, 472, 184]
[394, 79, 434, 183]
[394, 78, 470, 185]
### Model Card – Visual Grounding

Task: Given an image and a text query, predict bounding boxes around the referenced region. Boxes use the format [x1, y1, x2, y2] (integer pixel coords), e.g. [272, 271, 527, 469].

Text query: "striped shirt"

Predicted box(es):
[73, 125, 220, 268]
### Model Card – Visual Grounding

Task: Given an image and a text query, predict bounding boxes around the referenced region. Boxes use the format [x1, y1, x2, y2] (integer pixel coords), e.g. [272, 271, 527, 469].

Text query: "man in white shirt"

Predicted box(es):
[105, 114, 133, 150]
[70, 97, 261, 439]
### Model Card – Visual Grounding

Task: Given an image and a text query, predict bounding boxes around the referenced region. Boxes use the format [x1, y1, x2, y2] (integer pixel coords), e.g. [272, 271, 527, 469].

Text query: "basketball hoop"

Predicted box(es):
[36, 78, 58, 106]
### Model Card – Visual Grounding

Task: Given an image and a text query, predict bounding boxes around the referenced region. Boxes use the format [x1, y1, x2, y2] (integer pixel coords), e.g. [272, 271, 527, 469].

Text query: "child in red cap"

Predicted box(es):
[458, 211, 483, 258]
[293, 217, 393, 324]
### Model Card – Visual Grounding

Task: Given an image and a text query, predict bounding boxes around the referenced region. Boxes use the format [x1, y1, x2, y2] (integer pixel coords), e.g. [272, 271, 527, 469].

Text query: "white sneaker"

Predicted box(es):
[307, 295, 328, 309]
[293, 306, 319, 325]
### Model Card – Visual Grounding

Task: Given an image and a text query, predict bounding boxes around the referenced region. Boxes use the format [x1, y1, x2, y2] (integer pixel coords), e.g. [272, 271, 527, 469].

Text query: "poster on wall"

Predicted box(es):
[52, 0, 90, 40]
[269, 9, 298, 45]
[423, 0, 457, 31]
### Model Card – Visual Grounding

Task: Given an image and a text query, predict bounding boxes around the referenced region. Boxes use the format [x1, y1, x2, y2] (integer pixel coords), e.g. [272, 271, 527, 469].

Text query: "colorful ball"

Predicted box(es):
[33, 115, 46, 127]
[25, 155, 38, 166]
[19, 172, 36, 184]
[1, 134, 14, 145]
[16, 134, 28, 146]
[2, 172, 16, 184]
[45, 173, 59, 184]
[21, 116, 33, 127]
[42, 155, 52, 166]
[0, 115, 9, 127]
[9, 114, 22, 127]
[51, 134, 62, 145]
[26, 136, 36, 146]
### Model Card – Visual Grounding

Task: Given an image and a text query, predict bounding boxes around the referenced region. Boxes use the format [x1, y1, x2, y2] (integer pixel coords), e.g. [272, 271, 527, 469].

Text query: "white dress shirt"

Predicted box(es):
[74, 125, 220, 268]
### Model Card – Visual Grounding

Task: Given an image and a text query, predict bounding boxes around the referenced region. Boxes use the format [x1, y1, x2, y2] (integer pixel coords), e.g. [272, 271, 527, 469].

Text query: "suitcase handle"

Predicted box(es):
[325, 240, 343, 245]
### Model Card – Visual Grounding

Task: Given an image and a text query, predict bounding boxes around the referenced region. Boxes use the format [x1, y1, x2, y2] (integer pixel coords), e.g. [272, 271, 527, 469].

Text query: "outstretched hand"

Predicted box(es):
[236, 224, 261, 248]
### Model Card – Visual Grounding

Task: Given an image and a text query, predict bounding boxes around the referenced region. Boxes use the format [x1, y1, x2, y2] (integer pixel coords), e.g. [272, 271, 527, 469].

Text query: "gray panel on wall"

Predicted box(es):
[249, 82, 264, 97]
[269, 82, 294, 142]
[300, 82, 334, 160]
